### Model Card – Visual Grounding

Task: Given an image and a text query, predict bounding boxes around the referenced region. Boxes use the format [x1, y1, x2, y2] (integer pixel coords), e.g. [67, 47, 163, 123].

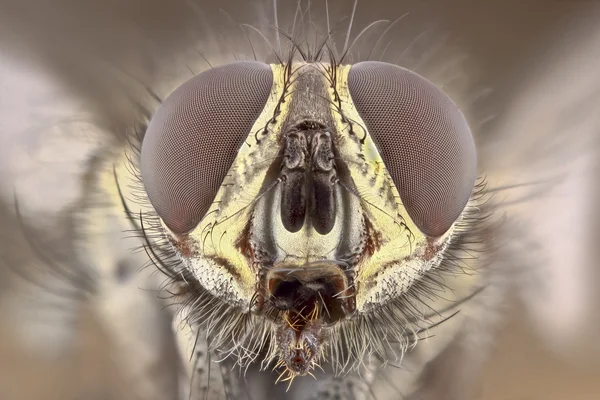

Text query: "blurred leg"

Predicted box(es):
[77, 154, 181, 400]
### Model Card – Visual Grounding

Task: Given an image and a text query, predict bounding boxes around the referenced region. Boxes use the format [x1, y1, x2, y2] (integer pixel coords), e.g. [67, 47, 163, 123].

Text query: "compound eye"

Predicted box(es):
[141, 61, 273, 234]
[348, 61, 477, 237]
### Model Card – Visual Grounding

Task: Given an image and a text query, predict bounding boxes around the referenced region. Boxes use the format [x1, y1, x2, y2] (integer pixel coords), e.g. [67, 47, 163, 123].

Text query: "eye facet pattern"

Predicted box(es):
[141, 61, 273, 234]
[348, 61, 477, 237]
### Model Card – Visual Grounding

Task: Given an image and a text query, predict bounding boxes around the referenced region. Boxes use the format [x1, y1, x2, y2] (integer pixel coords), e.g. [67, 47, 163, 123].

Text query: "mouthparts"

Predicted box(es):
[256, 261, 357, 376]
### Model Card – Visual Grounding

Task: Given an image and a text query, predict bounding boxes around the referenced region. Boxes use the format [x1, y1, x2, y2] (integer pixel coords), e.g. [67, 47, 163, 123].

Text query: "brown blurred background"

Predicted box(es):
[0, 1, 599, 399]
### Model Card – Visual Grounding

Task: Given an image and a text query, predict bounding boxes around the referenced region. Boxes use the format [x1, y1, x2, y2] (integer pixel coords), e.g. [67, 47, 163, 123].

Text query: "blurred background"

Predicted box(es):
[0, 0, 599, 399]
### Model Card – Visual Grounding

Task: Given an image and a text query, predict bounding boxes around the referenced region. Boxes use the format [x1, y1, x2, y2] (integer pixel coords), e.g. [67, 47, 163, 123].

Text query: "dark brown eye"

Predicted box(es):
[348, 61, 477, 237]
[140, 61, 273, 234]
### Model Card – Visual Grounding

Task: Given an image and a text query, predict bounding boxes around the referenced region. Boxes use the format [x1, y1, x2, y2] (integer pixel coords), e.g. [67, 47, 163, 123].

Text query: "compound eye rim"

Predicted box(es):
[348, 61, 477, 237]
[140, 61, 273, 234]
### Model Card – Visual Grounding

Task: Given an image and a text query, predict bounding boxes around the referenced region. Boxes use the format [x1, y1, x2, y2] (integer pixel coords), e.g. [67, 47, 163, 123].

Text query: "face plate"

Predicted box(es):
[145, 61, 473, 377]
[159, 62, 455, 307]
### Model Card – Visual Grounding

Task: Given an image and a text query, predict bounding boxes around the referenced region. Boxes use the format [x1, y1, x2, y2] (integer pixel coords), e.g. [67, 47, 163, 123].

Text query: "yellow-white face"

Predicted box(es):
[137, 59, 478, 377]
